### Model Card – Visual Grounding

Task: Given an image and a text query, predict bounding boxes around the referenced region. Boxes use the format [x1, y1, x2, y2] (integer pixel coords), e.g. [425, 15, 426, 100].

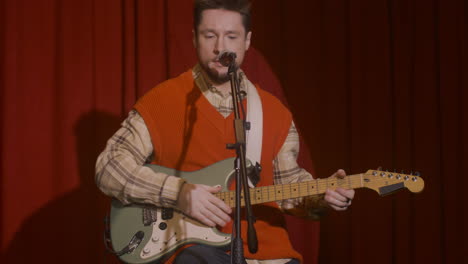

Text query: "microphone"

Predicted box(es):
[217, 51, 237, 67]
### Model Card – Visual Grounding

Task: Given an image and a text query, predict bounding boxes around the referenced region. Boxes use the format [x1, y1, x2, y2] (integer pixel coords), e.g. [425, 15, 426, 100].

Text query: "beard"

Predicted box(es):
[199, 62, 231, 84]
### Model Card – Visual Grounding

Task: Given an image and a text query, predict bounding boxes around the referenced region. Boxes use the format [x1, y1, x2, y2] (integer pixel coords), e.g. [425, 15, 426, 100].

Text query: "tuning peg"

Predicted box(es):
[414, 171, 421, 176]
[377, 166, 382, 171]
[401, 170, 405, 174]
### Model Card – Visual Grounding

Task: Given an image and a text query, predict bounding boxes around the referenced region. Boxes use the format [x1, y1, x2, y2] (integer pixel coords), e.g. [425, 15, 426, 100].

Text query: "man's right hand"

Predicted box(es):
[176, 183, 232, 227]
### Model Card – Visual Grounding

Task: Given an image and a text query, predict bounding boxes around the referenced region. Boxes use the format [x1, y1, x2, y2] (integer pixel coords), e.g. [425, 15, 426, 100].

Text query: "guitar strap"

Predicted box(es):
[245, 79, 263, 188]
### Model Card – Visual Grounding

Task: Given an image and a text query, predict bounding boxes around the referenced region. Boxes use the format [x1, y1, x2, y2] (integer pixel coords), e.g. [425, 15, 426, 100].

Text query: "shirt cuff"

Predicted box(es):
[159, 175, 186, 208]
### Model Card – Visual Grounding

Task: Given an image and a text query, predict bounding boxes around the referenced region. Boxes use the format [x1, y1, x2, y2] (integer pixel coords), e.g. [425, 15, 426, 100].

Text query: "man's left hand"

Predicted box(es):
[324, 169, 355, 211]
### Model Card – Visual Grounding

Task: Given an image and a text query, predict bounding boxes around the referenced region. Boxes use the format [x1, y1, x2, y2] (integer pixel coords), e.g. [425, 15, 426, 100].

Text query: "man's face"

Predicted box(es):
[194, 9, 251, 84]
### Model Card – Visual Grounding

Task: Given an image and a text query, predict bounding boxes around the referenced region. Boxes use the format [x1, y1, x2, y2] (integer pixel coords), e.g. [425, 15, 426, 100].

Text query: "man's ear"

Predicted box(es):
[245, 31, 252, 51]
[192, 30, 197, 48]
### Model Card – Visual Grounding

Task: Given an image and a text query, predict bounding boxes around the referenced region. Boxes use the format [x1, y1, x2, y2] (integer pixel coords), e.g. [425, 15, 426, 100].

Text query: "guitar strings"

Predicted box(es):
[215, 174, 365, 207]
[215, 172, 415, 207]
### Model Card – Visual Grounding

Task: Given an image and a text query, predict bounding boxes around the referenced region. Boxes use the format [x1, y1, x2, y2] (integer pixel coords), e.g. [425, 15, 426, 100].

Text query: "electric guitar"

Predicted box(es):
[107, 158, 424, 264]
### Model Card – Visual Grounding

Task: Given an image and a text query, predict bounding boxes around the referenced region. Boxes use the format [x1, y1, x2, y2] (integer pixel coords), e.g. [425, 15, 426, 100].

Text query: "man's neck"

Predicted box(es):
[199, 67, 235, 95]
[212, 82, 232, 95]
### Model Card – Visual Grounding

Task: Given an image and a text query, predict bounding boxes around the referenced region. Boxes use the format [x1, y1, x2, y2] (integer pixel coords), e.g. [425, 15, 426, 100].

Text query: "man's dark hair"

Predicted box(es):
[194, 0, 251, 34]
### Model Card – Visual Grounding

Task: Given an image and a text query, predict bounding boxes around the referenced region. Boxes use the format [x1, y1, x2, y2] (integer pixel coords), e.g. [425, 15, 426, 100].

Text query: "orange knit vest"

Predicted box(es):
[134, 69, 302, 262]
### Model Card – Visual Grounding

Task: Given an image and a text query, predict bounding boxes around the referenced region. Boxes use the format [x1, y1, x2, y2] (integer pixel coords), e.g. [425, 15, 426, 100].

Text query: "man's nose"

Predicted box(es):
[214, 37, 225, 54]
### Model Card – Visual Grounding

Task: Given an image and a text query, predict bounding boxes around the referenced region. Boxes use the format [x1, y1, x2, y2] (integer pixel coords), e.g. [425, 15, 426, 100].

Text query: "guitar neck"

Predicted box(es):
[215, 174, 365, 207]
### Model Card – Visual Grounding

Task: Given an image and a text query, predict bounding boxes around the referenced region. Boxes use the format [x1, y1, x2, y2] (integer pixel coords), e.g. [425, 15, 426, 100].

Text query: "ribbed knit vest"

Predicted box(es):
[134, 69, 302, 262]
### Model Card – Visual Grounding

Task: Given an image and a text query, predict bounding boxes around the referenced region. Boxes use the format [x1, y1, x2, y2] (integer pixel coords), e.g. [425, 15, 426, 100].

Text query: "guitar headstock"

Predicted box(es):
[362, 170, 424, 196]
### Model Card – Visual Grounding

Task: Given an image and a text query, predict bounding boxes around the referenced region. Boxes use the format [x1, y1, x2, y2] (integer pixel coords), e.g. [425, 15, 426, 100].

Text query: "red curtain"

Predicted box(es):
[251, 0, 468, 264]
[2, 0, 467, 264]
[1, 0, 318, 263]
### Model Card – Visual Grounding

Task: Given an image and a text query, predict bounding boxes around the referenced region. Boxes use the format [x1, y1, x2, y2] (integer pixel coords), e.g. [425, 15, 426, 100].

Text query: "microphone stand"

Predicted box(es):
[226, 62, 258, 264]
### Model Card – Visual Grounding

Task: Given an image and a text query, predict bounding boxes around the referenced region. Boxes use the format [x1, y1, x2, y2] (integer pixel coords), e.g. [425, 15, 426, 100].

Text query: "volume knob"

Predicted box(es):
[159, 222, 168, 230]
[143, 247, 151, 254]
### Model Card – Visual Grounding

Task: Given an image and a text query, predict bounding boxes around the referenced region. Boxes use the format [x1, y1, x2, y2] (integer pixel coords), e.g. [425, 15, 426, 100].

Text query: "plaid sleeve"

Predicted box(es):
[273, 121, 327, 219]
[95, 110, 186, 208]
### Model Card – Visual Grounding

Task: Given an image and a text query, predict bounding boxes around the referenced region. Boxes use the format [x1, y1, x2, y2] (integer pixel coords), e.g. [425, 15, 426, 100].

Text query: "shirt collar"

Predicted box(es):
[192, 64, 247, 99]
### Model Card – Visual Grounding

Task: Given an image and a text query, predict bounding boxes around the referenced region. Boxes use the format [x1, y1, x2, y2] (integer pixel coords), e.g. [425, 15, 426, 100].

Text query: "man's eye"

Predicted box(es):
[205, 34, 215, 39]
[228, 36, 238, 40]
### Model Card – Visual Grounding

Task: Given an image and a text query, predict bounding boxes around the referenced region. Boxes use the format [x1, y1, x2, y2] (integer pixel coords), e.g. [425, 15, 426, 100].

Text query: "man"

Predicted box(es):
[96, 0, 355, 263]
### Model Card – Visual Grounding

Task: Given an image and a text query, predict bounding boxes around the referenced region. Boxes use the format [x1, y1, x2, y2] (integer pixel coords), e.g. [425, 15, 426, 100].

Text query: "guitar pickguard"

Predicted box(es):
[139, 209, 230, 260]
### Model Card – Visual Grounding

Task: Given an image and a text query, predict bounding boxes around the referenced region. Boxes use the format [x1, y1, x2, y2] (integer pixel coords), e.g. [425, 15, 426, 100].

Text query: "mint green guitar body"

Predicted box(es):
[108, 157, 426, 263]
[109, 158, 237, 264]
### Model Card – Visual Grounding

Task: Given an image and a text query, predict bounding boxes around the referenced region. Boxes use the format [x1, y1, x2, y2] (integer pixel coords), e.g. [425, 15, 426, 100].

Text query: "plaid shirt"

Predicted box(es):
[96, 65, 321, 218]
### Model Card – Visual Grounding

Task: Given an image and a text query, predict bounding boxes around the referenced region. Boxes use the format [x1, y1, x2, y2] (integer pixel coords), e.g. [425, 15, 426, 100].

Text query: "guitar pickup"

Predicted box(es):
[161, 208, 174, 220]
[143, 208, 158, 226]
